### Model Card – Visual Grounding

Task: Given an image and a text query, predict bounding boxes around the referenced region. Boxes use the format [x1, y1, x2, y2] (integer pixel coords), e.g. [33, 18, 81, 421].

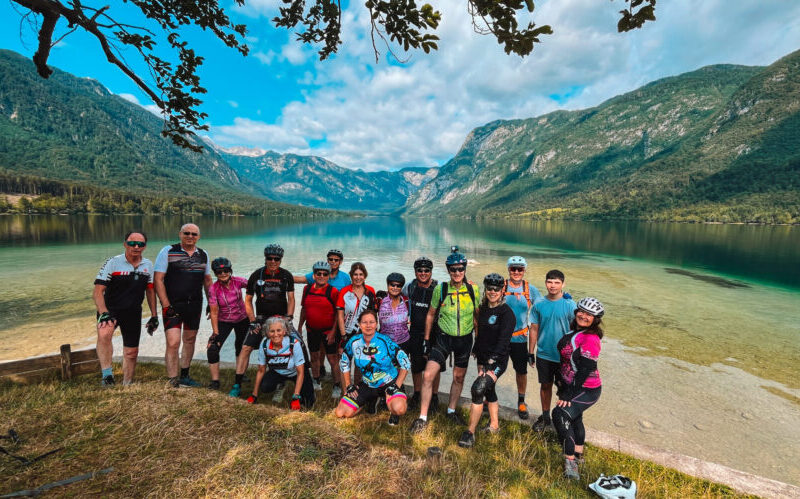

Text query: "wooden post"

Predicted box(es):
[60, 344, 72, 380]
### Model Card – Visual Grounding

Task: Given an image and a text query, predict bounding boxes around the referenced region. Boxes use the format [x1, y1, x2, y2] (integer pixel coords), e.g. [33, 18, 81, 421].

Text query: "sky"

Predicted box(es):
[1, 0, 799, 171]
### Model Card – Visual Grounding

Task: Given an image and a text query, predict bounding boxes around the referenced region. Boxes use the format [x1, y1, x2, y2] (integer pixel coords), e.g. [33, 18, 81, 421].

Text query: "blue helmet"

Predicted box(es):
[445, 251, 467, 267]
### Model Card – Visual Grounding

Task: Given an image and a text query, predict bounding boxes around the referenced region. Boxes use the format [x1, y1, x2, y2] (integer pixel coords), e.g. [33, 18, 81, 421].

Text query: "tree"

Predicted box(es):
[9, 0, 655, 151]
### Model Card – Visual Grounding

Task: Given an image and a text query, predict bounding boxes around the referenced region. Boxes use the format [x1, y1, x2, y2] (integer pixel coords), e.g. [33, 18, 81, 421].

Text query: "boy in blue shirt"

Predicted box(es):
[528, 269, 576, 431]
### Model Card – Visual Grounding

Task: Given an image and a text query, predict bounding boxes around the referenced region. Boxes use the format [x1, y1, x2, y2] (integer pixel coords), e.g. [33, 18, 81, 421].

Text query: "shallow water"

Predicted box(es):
[1, 215, 799, 484]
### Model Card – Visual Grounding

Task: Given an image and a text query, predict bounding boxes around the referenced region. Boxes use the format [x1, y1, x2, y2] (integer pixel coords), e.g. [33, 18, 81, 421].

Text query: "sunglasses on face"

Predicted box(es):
[125, 241, 146, 248]
[415, 268, 432, 273]
[509, 267, 525, 272]
[485, 285, 503, 292]
[448, 266, 466, 273]
[327, 257, 341, 262]
[314, 271, 329, 276]
[388, 282, 402, 288]
[214, 269, 231, 275]
[265, 256, 282, 262]
[182, 231, 199, 237]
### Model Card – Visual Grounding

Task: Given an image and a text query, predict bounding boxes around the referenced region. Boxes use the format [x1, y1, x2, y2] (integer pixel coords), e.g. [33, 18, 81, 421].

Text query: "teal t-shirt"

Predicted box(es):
[505, 281, 543, 344]
[530, 296, 576, 362]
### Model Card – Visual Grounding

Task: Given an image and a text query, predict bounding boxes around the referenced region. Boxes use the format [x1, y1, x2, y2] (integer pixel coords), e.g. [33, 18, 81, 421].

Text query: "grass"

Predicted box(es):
[0, 363, 752, 498]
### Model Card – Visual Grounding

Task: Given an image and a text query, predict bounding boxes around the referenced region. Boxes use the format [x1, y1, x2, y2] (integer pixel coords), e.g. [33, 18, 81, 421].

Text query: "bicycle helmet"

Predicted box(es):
[445, 247, 467, 267]
[507, 256, 527, 268]
[483, 273, 505, 288]
[327, 249, 344, 259]
[263, 243, 284, 257]
[312, 261, 331, 272]
[386, 272, 406, 287]
[413, 256, 433, 270]
[588, 474, 636, 499]
[211, 257, 232, 274]
[576, 297, 605, 317]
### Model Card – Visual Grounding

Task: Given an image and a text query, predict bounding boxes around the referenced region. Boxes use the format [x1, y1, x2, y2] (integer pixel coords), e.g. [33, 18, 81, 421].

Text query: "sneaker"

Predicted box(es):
[272, 383, 286, 403]
[446, 411, 466, 426]
[408, 392, 421, 410]
[168, 377, 180, 388]
[388, 414, 399, 426]
[482, 423, 500, 435]
[228, 383, 241, 397]
[457, 430, 475, 448]
[331, 385, 342, 400]
[312, 378, 322, 391]
[563, 457, 579, 480]
[100, 375, 115, 387]
[428, 395, 440, 416]
[209, 380, 220, 390]
[532, 414, 552, 432]
[518, 401, 529, 420]
[179, 376, 201, 388]
[409, 418, 428, 434]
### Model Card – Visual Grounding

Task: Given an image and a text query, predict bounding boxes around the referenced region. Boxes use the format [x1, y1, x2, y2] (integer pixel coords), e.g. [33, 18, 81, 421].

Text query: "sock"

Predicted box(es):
[518, 393, 525, 404]
[234, 374, 243, 385]
[101, 367, 113, 378]
[180, 367, 189, 378]
[419, 415, 427, 421]
[542, 409, 550, 420]
[447, 408, 456, 414]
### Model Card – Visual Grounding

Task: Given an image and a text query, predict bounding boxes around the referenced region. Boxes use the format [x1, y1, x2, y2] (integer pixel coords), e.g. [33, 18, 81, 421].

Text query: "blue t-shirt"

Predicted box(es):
[504, 280, 543, 344]
[339, 333, 411, 388]
[530, 296, 577, 362]
[304, 270, 351, 290]
[257, 336, 305, 377]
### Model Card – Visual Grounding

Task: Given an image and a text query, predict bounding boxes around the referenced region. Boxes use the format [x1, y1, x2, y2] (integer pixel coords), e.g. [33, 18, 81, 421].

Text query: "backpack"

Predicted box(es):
[435, 282, 477, 312]
[301, 283, 336, 308]
[503, 279, 532, 307]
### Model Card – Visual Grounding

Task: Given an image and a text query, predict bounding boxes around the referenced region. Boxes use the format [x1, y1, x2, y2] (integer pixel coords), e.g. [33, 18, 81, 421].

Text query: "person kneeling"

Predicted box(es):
[247, 317, 314, 410]
[334, 309, 410, 426]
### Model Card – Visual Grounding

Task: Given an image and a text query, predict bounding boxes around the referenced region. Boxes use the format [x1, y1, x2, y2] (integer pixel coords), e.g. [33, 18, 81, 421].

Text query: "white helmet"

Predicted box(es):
[507, 256, 527, 268]
[577, 297, 605, 318]
[589, 474, 637, 498]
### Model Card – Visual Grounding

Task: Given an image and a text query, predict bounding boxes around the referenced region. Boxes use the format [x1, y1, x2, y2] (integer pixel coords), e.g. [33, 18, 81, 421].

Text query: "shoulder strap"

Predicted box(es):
[407, 280, 417, 299]
[437, 282, 449, 310]
[465, 283, 476, 309]
[324, 284, 336, 307]
[523, 280, 531, 306]
[301, 284, 310, 307]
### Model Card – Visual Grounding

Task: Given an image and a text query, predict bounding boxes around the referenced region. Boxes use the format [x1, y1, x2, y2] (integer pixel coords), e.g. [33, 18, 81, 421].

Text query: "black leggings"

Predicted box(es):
[551, 386, 601, 456]
[206, 319, 249, 363]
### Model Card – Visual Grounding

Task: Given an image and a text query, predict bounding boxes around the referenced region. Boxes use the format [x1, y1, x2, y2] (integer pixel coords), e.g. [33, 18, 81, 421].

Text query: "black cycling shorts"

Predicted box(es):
[509, 342, 528, 375]
[342, 381, 398, 410]
[164, 301, 202, 331]
[536, 357, 560, 385]
[307, 327, 339, 355]
[102, 309, 143, 348]
[429, 332, 472, 370]
[243, 330, 263, 349]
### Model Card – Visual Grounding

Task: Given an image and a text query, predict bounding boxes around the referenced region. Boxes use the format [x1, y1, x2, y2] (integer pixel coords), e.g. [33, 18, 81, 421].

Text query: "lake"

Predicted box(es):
[1, 214, 798, 485]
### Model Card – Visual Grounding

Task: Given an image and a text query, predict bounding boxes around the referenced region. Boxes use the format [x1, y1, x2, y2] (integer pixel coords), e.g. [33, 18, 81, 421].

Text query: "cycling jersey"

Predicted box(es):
[430, 282, 481, 337]
[378, 295, 410, 344]
[246, 267, 295, 317]
[301, 283, 339, 330]
[336, 285, 377, 336]
[304, 270, 351, 290]
[208, 276, 248, 323]
[530, 296, 576, 362]
[473, 303, 515, 374]
[340, 333, 411, 388]
[154, 244, 210, 304]
[94, 254, 154, 311]
[504, 280, 543, 344]
[257, 336, 305, 377]
[557, 330, 602, 390]
[402, 279, 438, 335]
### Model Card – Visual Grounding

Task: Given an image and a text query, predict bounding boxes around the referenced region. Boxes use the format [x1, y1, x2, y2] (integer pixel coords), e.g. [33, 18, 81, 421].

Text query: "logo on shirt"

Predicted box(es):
[488, 315, 497, 325]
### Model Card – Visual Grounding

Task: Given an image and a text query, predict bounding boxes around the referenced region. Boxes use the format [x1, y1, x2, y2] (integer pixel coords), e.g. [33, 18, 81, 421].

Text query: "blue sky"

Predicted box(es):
[2, 0, 799, 171]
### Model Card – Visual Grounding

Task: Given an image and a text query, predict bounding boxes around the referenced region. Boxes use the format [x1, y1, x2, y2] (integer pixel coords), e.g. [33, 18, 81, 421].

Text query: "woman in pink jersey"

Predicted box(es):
[206, 257, 249, 390]
[552, 297, 605, 481]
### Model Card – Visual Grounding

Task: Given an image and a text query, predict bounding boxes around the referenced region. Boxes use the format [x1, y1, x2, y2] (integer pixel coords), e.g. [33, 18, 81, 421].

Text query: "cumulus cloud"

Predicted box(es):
[117, 92, 163, 116]
[210, 0, 800, 171]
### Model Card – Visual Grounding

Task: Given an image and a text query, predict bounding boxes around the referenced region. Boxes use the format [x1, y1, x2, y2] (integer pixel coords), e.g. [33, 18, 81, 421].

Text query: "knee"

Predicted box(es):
[335, 405, 352, 418]
[240, 345, 253, 356]
[394, 403, 407, 416]
[207, 343, 221, 364]
[165, 336, 180, 350]
[123, 348, 139, 361]
[453, 371, 466, 384]
[470, 376, 489, 404]
[422, 367, 438, 385]
[183, 333, 197, 345]
[551, 407, 570, 432]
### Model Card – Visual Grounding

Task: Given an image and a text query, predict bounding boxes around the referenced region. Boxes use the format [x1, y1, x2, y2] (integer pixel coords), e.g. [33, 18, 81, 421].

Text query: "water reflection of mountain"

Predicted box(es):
[2, 215, 798, 289]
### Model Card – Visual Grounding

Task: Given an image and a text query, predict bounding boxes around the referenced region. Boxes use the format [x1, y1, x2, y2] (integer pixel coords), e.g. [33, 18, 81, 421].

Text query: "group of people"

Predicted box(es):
[93, 224, 606, 479]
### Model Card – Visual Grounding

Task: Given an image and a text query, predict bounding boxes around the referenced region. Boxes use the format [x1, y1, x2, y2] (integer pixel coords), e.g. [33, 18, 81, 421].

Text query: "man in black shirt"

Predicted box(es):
[93, 231, 158, 386]
[228, 243, 296, 398]
[402, 256, 440, 410]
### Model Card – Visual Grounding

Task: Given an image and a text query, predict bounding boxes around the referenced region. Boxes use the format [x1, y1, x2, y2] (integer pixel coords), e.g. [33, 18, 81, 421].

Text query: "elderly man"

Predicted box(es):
[154, 223, 212, 388]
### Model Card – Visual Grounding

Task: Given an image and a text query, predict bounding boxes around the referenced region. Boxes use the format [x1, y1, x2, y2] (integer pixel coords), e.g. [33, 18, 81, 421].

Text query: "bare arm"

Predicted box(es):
[337, 309, 346, 338]
[293, 275, 308, 284]
[528, 324, 539, 355]
[294, 365, 304, 396]
[297, 308, 306, 333]
[145, 287, 157, 317]
[286, 291, 295, 317]
[394, 369, 408, 387]
[154, 271, 169, 308]
[93, 284, 108, 313]
[210, 305, 220, 335]
[423, 306, 436, 341]
[245, 294, 256, 322]
[203, 273, 212, 299]
[252, 364, 266, 397]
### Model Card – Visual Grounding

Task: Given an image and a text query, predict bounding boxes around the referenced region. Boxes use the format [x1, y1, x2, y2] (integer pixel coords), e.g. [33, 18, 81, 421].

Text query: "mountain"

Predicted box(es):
[405, 51, 800, 223]
[218, 147, 437, 213]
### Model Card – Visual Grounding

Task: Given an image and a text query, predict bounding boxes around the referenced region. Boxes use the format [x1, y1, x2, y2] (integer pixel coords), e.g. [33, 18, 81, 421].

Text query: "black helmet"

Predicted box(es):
[211, 257, 232, 274]
[327, 249, 344, 259]
[483, 273, 505, 288]
[414, 256, 433, 270]
[264, 243, 284, 258]
[386, 272, 406, 287]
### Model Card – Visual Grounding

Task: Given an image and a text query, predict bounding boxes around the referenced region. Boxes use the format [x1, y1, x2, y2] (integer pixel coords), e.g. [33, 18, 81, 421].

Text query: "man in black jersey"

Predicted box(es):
[228, 243, 296, 398]
[402, 256, 441, 410]
[154, 223, 212, 388]
[93, 231, 158, 386]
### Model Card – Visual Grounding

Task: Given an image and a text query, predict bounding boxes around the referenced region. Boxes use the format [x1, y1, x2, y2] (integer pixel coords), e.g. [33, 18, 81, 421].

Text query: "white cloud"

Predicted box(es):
[211, 0, 800, 171]
[116, 92, 163, 117]
[228, 100, 239, 108]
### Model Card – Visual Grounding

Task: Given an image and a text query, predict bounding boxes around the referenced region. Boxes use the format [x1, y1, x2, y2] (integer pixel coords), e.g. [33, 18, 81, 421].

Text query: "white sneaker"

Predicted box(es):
[312, 379, 322, 391]
[272, 383, 286, 403]
[331, 385, 342, 399]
